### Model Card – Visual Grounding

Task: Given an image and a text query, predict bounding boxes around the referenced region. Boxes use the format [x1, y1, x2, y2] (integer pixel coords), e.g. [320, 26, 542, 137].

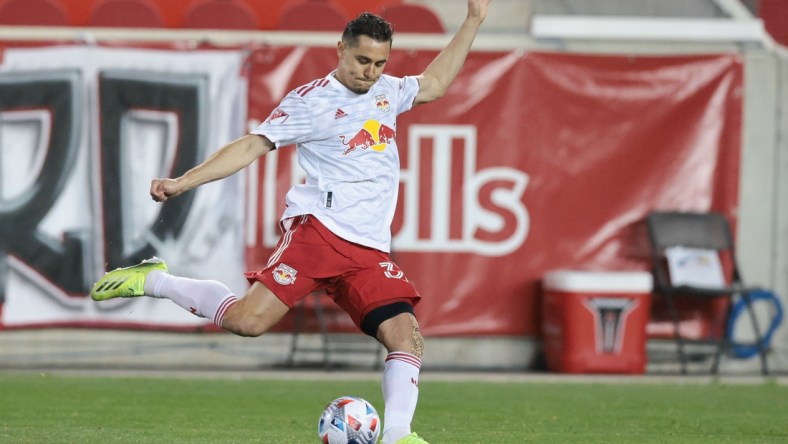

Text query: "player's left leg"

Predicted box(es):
[373, 310, 427, 444]
[307, 216, 426, 443]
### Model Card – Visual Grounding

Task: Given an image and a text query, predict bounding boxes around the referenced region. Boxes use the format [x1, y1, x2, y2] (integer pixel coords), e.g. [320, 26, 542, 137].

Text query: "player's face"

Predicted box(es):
[335, 35, 391, 94]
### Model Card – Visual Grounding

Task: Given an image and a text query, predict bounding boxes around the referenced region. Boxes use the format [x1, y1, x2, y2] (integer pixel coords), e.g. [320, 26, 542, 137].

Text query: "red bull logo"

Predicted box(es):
[340, 119, 396, 155]
[376, 94, 390, 112]
[272, 263, 297, 285]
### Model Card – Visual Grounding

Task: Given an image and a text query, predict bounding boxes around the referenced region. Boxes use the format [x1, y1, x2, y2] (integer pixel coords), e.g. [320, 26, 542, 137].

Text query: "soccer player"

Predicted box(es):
[91, 1, 490, 443]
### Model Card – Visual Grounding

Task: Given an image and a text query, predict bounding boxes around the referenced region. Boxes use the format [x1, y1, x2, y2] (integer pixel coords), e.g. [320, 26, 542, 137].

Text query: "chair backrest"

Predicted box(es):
[277, 0, 348, 32]
[0, 0, 69, 26]
[646, 211, 740, 290]
[647, 211, 734, 251]
[182, 0, 258, 30]
[88, 0, 164, 28]
[378, 3, 444, 33]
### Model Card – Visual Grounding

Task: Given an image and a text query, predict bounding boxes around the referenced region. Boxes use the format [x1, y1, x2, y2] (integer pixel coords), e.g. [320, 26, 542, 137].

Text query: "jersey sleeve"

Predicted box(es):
[251, 93, 314, 148]
[394, 76, 421, 115]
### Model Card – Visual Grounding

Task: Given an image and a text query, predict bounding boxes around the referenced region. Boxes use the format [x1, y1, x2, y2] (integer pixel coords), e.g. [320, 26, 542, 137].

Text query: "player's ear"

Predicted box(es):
[337, 41, 345, 58]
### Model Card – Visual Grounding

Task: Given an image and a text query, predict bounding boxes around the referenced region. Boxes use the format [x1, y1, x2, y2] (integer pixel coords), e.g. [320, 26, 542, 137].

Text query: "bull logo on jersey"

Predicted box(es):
[339, 119, 396, 156]
[273, 263, 297, 285]
[375, 94, 390, 112]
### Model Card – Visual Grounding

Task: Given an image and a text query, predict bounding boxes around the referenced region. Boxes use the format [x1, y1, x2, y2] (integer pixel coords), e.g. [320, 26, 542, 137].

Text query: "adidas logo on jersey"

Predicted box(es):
[334, 108, 348, 120]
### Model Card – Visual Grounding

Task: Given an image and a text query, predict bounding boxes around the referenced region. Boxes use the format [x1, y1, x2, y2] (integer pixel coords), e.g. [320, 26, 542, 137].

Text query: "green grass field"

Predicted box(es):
[1, 372, 786, 443]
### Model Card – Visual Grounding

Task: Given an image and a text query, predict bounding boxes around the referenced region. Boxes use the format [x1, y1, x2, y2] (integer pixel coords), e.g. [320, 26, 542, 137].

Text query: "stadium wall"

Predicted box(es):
[0, 25, 785, 373]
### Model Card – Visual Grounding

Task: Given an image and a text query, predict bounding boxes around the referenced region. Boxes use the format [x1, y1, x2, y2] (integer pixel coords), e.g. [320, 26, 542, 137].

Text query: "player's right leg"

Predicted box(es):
[220, 282, 290, 336]
[90, 257, 168, 300]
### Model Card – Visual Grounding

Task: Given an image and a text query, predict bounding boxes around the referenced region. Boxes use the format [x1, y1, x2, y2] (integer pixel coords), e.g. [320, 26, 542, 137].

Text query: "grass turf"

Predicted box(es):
[0, 373, 786, 443]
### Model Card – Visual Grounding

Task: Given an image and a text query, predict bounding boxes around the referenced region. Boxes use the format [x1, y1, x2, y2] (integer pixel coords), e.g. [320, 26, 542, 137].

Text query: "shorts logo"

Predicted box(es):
[273, 263, 297, 285]
[379, 261, 405, 280]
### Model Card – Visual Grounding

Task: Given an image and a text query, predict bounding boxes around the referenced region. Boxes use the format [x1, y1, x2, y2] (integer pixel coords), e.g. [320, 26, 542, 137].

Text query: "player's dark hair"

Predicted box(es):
[342, 12, 393, 47]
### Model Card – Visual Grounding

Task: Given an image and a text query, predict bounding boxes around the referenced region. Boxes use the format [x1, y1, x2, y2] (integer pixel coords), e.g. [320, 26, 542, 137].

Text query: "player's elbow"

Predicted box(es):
[245, 134, 274, 158]
[430, 86, 448, 101]
[415, 86, 447, 106]
[415, 74, 450, 105]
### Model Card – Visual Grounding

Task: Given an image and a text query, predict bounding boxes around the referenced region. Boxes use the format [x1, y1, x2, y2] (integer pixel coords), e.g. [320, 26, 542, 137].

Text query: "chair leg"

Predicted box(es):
[742, 293, 769, 375]
[712, 299, 733, 375]
[665, 296, 688, 374]
[287, 300, 306, 367]
[312, 293, 331, 370]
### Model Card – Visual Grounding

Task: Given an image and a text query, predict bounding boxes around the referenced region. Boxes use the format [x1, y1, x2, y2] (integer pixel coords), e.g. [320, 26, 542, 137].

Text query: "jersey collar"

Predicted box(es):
[327, 70, 376, 97]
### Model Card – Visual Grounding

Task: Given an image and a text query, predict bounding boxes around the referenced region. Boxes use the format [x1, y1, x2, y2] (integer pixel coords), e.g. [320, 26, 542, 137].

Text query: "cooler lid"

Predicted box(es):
[543, 269, 653, 293]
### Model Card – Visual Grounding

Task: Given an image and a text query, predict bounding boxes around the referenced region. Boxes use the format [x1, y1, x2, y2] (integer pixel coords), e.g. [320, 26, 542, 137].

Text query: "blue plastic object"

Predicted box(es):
[725, 289, 784, 359]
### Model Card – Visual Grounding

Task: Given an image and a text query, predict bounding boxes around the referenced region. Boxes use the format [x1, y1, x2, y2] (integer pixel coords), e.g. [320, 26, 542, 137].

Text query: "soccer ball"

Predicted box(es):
[317, 396, 381, 444]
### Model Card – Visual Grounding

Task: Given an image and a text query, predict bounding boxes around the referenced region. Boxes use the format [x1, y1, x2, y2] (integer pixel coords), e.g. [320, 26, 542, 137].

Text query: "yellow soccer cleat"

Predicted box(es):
[90, 257, 168, 301]
[395, 433, 429, 444]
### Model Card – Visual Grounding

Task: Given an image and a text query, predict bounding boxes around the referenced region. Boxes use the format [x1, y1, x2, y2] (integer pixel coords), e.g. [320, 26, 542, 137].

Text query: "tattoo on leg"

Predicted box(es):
[410, 314, 424, 357]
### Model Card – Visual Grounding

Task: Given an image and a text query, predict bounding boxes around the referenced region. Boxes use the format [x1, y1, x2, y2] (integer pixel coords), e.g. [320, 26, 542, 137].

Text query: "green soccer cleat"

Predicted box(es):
[90, 257, 168, 301]
[395, 433, 429, 444]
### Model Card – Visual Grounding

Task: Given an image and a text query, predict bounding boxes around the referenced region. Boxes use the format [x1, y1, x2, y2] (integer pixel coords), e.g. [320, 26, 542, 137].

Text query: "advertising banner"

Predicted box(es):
[0, 44, 249, 328]
[0, 42, 742, 336]
[244, 48, 742, 335]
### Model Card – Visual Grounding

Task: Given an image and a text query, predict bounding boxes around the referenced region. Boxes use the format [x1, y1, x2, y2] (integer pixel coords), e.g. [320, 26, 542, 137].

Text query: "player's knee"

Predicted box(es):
[235, 320, 268, 337]
[224, 315, 267, 337]
[369, 306, 425, 357]
[222, 309, 271, 337]
[222, 284, 289, 337]
[362, 302, 414, 338]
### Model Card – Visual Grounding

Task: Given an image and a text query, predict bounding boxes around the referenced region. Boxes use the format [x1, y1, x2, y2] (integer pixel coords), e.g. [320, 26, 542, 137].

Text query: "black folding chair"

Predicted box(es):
[646, 211, 768, 374]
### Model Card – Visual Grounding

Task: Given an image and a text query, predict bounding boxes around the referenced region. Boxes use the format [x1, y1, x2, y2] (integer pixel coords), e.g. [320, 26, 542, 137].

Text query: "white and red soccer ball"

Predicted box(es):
[317, 396, 380, 444]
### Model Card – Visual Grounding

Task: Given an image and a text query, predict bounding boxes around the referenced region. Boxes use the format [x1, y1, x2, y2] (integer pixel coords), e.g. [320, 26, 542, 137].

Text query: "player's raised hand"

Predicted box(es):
[150, 178, 184, 202]
[468, 0, 491, 23]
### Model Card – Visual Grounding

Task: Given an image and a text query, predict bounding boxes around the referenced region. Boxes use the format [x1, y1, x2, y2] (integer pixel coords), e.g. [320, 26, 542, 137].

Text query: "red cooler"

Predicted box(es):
[542, 270, 653, 374]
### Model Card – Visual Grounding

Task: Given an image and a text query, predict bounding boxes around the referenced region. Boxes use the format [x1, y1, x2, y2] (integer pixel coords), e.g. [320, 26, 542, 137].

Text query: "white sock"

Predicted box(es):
[144, 270, 238, 327]
[381, 352, 421, 444]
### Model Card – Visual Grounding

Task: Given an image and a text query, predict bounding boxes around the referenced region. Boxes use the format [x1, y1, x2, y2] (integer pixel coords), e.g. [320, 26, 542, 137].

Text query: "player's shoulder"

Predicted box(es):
[288, 76, 332, 100]
[376, 74, 405, 89]
[374, 74, 416, 95]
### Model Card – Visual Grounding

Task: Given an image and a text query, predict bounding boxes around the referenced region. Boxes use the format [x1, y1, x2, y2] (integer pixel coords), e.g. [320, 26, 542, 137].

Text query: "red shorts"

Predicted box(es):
[245, 214, 420, 329]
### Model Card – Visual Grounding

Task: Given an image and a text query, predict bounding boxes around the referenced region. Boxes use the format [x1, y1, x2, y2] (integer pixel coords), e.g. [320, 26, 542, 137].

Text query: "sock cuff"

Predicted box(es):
[213, 296, 238, 328]
[385, 351, 421, 369]
[147, 270, 168, 297]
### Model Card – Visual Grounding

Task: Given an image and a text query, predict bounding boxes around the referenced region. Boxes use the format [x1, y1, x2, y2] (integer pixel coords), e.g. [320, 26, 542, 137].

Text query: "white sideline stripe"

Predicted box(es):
[5, 368, 783, 385]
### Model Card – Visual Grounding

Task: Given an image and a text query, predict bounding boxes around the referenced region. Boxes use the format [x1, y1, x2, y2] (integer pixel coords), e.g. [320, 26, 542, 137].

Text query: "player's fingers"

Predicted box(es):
[150, 180, 168, 202]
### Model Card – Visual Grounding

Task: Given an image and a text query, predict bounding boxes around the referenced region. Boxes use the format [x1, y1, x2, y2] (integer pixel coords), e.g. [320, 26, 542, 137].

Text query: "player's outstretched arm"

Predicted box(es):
[413, 0, 490, 106]
[150, 134, 274, 202]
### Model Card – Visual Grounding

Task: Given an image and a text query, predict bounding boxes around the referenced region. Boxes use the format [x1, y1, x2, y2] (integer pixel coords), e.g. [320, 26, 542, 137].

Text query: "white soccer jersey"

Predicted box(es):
[252, 72, 420, 252]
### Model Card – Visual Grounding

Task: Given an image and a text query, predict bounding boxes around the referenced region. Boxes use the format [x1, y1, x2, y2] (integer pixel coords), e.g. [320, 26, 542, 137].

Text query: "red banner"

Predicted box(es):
[0, 43, 742, 337]
[244, 48, 743, 336]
